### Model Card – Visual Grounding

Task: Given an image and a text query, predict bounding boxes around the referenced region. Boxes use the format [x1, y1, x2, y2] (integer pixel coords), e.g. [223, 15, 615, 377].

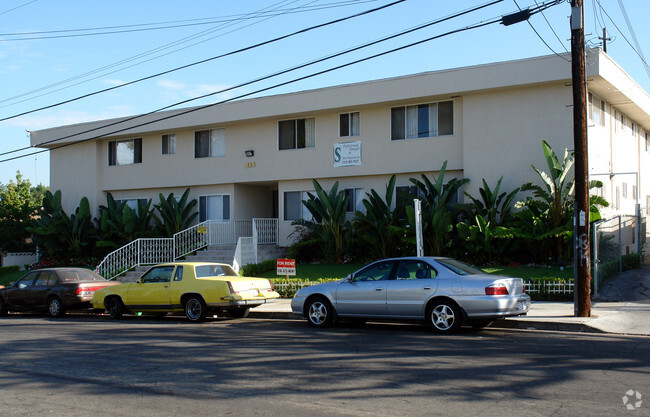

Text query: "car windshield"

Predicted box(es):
[195, 264, 237, 278]
[58, 269, 107, 282]
[436, 258, 484, 276]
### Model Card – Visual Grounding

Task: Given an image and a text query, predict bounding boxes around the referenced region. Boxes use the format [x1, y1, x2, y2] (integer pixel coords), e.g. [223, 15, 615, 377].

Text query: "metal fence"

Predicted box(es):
[95, 218, 279, 280]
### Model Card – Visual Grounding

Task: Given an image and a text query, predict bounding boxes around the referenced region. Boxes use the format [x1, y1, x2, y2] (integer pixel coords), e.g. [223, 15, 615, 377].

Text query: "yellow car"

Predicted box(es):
[92, 262, 279, 322]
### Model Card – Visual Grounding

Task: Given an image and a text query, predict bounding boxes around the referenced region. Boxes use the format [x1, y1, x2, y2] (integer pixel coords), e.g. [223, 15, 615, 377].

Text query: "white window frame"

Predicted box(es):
[339, 112, 360, 137]
[108, 138, 142, 166]
[162, 133, 176, 155]
[194, 128, 225, 158]
[588, 93, 605, 126]
[283, 191, 313, 222]
[391, 100, 454, 140]
[198, 194, 231, 222]
[278, 118, 315, 151]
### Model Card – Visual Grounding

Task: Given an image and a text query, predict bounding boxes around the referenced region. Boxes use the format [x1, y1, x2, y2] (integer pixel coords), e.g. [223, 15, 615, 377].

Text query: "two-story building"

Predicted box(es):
[30, 49, 650, 256]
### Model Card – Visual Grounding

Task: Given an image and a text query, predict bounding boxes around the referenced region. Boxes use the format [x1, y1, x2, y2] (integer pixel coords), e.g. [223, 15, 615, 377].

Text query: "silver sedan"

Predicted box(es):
[291, 257, 531, 334]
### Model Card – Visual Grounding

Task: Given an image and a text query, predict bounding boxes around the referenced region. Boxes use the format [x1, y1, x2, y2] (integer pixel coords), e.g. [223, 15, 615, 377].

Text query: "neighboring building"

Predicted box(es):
[31, 49, 650, 252]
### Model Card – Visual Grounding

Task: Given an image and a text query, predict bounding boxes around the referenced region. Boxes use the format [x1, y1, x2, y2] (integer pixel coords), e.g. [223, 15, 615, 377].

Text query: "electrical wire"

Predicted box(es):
[0, 0, 406, 122]
[594, 0, 649, 74]
[0, 0, 379, 41]
[0, 0, 504, 154]
[0, 0, 37, 17]
[0, 0, 313, 107]
[0, 0, 563, 163]
[512, 0, 569, 61]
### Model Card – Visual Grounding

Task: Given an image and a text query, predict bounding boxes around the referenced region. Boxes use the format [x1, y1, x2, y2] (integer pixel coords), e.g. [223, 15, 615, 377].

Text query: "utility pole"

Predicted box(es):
[570, 0, 591, 317]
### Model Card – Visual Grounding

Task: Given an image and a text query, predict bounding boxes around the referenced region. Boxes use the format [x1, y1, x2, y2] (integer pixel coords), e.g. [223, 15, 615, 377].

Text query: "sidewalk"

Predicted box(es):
[249, 299, 650, 336]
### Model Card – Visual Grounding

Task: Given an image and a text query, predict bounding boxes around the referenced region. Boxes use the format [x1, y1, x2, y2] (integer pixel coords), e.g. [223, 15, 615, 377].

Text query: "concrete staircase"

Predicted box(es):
[114, 244, 286, 283]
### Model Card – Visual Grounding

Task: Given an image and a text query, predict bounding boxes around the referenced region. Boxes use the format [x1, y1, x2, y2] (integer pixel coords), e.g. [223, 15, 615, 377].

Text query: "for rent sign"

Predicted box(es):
[276, 259, 296, 276]
[333, 141, 361, 167]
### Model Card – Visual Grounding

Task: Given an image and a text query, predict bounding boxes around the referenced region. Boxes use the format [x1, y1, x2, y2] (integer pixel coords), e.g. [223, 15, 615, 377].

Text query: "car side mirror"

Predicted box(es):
[10, 282, 15, 287]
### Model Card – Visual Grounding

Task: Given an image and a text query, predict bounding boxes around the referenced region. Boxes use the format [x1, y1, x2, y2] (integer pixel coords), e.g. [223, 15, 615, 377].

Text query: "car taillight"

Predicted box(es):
[76, 285, 106, 295]
[485, 284, 509, 295]
[268, 280, 274, 291]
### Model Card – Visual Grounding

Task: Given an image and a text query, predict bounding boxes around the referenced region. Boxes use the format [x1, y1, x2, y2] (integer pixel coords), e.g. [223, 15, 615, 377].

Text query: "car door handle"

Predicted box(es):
[423, 286, 432, 290]
[375, 288, 383, 291]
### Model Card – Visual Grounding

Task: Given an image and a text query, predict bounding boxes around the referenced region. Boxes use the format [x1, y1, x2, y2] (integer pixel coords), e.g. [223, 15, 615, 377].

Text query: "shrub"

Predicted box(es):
[240, 259, 276, 277]
[0, 265, 20, 275]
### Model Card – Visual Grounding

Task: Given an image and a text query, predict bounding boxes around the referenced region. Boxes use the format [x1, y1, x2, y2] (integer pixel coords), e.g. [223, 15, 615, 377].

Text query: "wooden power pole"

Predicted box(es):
[570, 0, 591, 317]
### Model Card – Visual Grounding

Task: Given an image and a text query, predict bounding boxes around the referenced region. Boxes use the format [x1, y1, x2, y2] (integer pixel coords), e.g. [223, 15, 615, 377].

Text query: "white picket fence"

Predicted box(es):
[95, 218, 278, 280]
[271, 279, 576, 296]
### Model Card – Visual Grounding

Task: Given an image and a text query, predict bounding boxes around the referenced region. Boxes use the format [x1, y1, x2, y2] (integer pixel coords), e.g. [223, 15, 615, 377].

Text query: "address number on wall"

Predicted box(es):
[245, 162, 256, 168]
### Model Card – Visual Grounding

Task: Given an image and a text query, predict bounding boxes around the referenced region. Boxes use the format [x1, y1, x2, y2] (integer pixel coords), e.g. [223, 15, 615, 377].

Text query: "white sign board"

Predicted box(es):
[334, 141, 361, 167]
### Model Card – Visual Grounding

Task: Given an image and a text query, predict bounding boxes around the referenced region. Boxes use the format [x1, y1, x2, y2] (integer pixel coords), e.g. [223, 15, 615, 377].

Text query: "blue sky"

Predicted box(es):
[0, 0, 648, 187]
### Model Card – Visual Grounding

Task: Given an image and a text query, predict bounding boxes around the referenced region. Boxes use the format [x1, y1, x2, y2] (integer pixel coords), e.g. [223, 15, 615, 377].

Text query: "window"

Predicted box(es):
[632, 185, 637, 200]
[623, 183, 628, 199]
[199, 195, 230, 222]
[283, 191, 312, 221]
[395, 185, 421, 208]
[631, 122, 637, 136]
[162, 134, 176, 155]
[173, 266, 183, 282]
[140, 266, 175, 283]
[344, 188, 365, 213]
[588, 93, 605, 126]
[15, 273, 37, 288]
[279, 118, 315, 150]
[353, 261, 395, 281]
[391, 100, 453, 140]
[34, 272, 56, 286]
[646, 132, 649, 152]
[108, 138, 142, 166]
[195, 129, 225, 158]
[395, 260, 437, 280]
[340, 112, 360, 137]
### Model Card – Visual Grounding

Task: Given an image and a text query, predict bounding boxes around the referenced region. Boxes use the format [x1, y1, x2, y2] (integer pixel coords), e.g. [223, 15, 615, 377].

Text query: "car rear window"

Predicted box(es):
[194, 264, 237, 278]
[58, 269, 107, 282]
[436, 258, 483, 276]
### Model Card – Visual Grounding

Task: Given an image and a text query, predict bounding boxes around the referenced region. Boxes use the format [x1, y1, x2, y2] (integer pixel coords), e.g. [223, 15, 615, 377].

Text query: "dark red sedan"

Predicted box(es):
[0, 268, 121, 318]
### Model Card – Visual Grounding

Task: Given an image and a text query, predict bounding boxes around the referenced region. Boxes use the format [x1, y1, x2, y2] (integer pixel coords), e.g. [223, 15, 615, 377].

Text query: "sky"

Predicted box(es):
[0, 0, 648, 188]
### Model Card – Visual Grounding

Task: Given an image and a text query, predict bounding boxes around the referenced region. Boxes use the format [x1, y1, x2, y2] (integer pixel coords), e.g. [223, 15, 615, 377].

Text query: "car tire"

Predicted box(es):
[306, 296, 334, 328]
[47, 296, 65, 318]
[0, 297, 7, 317]
[185, 296, 207, 323]
[428, 299, 462, 334]
[107, 297, 124, 320]
[228, 307, 250, 318]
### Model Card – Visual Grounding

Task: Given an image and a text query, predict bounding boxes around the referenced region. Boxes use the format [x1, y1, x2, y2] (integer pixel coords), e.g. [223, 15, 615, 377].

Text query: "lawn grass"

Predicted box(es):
[260, 262, 573, 281]
[260, 263, 365, 281]
[0, 269, 27, 286]
[480, 265, 573, 281]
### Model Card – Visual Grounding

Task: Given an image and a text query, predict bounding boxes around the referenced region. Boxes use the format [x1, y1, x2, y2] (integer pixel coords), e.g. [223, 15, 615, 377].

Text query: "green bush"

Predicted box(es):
[240, 259, 277, 277]
[0, 265, 20, 275]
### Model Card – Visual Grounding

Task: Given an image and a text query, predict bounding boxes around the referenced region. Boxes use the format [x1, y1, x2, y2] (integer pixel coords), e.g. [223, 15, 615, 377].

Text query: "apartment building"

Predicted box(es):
[31, 49, 650, 249]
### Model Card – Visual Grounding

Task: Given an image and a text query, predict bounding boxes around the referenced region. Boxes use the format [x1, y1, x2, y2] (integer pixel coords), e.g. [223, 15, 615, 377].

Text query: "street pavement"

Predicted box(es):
[252, 267, 650, 336]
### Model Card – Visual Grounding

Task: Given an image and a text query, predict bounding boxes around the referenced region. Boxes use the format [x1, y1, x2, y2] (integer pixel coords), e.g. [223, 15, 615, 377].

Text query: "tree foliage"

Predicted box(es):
[0, 172, 48, 252]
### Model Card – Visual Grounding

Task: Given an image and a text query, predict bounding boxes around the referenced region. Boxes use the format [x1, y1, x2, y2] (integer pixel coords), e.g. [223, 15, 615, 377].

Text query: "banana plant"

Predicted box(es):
[152, 188, 198, 237]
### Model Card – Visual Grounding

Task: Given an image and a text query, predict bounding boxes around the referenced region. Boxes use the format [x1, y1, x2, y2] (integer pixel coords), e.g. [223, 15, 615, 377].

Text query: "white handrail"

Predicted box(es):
[94, 218, 278, 280]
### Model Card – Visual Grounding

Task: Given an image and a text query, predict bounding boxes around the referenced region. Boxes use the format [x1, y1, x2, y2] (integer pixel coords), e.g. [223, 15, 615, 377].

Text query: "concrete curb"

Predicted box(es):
[248, 310, 606, 334]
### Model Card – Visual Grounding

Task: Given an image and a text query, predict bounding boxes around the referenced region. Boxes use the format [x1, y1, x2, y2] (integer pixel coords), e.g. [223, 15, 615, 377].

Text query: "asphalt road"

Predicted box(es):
[0, 314, 648, 417]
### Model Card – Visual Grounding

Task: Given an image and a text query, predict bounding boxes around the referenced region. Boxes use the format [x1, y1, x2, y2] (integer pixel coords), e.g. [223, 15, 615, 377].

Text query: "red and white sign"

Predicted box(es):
[276, 259, 296, 276]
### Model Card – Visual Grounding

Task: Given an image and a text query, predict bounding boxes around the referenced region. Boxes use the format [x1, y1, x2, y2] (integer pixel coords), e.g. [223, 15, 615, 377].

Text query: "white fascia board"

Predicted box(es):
[31, 53, 587, 149]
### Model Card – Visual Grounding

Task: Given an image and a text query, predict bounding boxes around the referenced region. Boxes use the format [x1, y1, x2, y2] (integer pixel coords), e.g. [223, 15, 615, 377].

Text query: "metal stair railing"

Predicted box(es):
[94, 218, 279, 280]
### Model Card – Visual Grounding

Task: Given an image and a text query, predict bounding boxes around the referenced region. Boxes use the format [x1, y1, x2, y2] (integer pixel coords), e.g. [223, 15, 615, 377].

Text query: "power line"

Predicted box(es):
[594, 0, 650, 74]
[0, 0, 405, 122]
[0, 0, 379, 41]
[512, 0, 569, 61]
[615, 0, 650, 78]
[1, 0, 563, 163]
[0, 0, 37, 17]
[2, 0, 504, 155]
[0, 0, 319, 107]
